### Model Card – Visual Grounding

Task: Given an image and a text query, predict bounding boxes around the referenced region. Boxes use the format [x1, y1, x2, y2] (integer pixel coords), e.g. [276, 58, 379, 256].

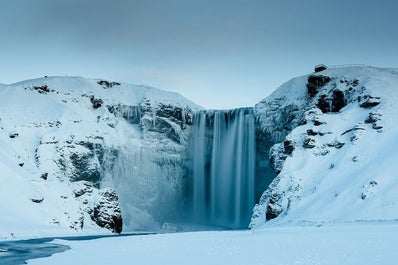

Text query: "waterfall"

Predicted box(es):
[188, 108, 256, 229]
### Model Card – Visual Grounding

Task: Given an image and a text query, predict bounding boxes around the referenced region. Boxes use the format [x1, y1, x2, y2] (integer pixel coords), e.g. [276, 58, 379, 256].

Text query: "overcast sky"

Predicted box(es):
[1, 0, 397, 109]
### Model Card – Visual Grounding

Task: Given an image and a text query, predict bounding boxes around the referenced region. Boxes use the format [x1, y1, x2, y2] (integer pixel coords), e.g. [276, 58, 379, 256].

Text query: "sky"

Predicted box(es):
[0, 0, 397, 109]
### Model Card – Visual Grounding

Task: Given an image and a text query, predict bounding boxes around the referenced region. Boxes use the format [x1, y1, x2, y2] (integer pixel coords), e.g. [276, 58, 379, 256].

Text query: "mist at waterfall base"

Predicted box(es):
[187, 108, 257, 229]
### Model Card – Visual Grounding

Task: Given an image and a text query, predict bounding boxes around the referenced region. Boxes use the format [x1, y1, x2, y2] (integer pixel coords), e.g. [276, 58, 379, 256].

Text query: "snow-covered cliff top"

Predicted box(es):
[251, 65, 398, 227]
[8, 76, 202, 110]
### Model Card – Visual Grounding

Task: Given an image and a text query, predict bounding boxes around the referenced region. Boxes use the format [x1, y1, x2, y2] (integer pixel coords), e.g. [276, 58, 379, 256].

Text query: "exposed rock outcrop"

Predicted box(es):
[72, 181, 122, 233]
[91, 189, 123, 234]
[307, 75, 331, 97]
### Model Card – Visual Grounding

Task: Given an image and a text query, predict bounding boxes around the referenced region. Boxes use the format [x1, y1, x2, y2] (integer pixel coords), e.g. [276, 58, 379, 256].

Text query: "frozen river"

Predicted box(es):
[0, 233, 151, 265]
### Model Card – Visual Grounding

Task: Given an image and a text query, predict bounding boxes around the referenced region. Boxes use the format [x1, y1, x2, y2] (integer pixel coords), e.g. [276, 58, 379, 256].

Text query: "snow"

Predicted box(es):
[9, 76, 202, 110]
[27, 222, 398, 265]
[0, 76, 201, 239]
[251, 65, 398, 227]
[1, 64, 398, 249]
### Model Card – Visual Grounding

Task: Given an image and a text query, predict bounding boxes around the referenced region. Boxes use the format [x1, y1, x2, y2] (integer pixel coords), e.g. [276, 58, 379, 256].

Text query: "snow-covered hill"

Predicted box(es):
[251, 66, 398, 227]
[0, 76, 200, 239]
[1, 65, 397, 239]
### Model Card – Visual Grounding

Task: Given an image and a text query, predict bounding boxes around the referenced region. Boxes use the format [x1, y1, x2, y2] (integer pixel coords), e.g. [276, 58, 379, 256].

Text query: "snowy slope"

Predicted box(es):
[0, 76, 200, 239]
[251, 66, 398, 227]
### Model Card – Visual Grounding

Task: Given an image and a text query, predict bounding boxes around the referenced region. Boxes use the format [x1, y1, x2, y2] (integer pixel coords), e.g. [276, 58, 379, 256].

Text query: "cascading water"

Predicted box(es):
[188, 108, 256, 229]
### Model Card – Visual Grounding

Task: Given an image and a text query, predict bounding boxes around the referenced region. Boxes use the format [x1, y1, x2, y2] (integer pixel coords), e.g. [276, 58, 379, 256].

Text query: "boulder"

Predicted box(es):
[314, 64, 327, 72]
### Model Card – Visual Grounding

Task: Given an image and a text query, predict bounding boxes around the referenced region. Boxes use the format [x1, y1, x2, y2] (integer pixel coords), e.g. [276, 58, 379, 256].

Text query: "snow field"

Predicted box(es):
[28, 222, 398, 265]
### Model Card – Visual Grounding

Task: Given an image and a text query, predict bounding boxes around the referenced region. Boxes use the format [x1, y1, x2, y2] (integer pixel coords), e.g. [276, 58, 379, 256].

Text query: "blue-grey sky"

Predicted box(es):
[1, 0, 397, 109]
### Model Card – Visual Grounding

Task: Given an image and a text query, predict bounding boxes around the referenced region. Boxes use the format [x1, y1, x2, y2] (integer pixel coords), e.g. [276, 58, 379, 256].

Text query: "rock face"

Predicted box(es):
[0, 76, 200, 237]
[91, 189, 123, 234]
[250, 66, 398, 228]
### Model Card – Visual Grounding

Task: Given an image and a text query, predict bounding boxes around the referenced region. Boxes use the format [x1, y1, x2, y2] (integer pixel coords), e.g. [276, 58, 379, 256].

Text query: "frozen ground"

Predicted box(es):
[27, 222, 398, 265]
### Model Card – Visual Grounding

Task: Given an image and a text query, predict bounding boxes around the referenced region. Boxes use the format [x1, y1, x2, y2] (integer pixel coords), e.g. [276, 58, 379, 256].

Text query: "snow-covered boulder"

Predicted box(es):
[251, 66, 398, 228]
[314, 64, 327, 72]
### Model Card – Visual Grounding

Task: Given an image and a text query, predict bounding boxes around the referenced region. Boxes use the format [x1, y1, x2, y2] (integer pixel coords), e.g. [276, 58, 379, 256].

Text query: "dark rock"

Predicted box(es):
[18, 163, 24, 167]
[358, 95, 380, 108]
[57, 141, 106, 187]
[314, 64, 327, 72]
[316, 88, 347, 113]
[303, 137, 316, 148]
[307, 75, 331, 97]
[31, 197, 44, 203]
[9, 133, 19, 138]
[156, 104, 183, 122]
[97, 80, 121, 88]
[365, 112, 381, 124]
[340, 78, 360, 87]
[365, 112, 383, 130]
[331, 89, 346, 112]
[91, 189, 123, 234]
[69, 152, 101, 185]
[32, 85, 53, 94]
[283, 140, 294, 155]
[327, 141, 345, 149]
[156, 103, 193, 128]
[353, 79, 359, 86]
[265, 193, 282, 221]
[341, 126, 365, 136]
[313, 119, 325, 126]
[316, 94, 330, 113]
[77, 141, 103, 152]
[90, 96, 103, 109]
[306, 129, 318, 136]
[40, 173, 48, 180]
